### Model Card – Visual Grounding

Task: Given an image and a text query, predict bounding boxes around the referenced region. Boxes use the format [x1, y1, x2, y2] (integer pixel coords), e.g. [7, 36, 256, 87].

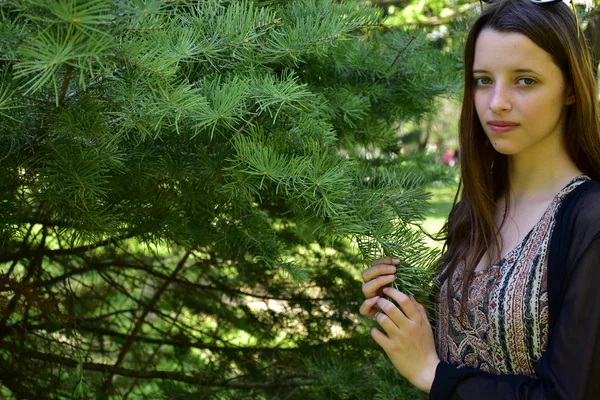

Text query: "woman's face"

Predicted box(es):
[472, 29, 573, 158]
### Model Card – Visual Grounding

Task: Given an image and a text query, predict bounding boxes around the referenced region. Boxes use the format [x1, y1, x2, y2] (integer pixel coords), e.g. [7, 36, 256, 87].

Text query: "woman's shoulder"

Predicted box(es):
[566, 179, 600, 208]
[559, 179, 600, 236]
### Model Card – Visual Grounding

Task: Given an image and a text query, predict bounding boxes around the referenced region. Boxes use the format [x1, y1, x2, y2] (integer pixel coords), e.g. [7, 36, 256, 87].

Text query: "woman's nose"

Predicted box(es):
[489, 84, 512, 113]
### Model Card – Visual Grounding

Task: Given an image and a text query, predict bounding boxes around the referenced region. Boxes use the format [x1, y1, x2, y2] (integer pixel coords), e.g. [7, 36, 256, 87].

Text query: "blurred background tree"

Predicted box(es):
[0, 0, 463, 399]
[358, 0, 477, 153]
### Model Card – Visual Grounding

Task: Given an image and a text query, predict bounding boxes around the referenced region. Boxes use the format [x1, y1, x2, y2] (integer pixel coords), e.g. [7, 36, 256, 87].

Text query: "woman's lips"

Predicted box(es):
[488, 121, 519, 134]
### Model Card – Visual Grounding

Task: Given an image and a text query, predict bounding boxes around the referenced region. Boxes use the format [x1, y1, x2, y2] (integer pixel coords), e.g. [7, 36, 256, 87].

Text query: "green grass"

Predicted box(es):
[422, 182, 457, 248]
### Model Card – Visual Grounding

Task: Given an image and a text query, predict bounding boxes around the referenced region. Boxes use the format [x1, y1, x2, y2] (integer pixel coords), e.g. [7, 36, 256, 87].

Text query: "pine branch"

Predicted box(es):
[122, 298, 188, 400]
[32, 257, 337, 303]
[0, 233, 137, 264]
[101, 251, 191, 391]
[58, 64, 73, 106]
[0, 0, 458, 396]
[0, 341, 317, 388]
[0, 225, 48, 330]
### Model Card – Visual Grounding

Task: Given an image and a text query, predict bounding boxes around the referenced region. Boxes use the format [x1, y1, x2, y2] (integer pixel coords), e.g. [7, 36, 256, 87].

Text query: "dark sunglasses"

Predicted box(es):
[479, 0, 580, 37]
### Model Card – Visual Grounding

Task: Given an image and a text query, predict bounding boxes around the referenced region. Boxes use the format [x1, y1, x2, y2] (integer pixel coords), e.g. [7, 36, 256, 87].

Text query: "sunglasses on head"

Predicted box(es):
[482, 0, 563, 3]
[479, 0, 580, 36]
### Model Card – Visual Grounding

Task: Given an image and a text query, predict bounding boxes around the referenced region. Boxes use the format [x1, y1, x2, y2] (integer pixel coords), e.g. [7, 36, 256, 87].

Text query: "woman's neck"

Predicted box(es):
[506, 144, 582, 206]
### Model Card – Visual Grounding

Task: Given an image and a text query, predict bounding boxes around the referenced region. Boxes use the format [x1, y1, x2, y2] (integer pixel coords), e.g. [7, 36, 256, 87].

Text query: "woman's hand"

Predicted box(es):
[359, 256, 399, 319]
[371, 286, 440, 393]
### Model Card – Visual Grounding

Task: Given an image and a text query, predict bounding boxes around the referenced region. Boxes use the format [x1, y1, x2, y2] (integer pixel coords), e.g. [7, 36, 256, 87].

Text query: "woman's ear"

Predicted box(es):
[565, 85, 575, 105]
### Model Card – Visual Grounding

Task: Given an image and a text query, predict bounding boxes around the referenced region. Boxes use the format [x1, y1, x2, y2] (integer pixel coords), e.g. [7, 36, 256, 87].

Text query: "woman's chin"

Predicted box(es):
[488, 140, 519, 156]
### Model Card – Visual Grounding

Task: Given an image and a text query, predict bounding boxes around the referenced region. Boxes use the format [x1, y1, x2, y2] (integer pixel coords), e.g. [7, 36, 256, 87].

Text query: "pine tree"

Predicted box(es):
[0, 0, 459, 398]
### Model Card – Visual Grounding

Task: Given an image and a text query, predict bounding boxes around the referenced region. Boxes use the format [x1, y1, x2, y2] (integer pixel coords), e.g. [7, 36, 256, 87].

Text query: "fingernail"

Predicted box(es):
[392, 258, 400, 263]
[388, 265, 397, 272]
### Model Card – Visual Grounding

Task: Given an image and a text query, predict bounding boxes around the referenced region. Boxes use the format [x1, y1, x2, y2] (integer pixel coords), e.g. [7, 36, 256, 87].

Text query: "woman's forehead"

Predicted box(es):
[473, 29, 558, 72]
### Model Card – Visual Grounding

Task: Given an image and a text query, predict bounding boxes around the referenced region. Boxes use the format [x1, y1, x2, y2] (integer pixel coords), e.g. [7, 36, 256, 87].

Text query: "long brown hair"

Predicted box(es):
[439, 0, 600, 309]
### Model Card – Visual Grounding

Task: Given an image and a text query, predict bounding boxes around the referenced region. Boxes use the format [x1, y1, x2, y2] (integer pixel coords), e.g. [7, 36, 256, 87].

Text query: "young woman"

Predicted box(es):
[359, 0, 600, 398]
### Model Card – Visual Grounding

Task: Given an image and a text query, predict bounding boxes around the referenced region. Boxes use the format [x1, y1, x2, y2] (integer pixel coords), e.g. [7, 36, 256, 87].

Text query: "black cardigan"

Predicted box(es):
[430, 179, 600, 400]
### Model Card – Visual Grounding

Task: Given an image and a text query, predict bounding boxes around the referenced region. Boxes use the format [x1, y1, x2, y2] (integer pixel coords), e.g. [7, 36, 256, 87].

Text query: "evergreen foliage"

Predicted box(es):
[0, 0, 458, 398]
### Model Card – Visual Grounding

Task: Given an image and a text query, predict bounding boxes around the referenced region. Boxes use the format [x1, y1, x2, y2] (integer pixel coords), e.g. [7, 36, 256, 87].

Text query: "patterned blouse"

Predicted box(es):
[435, 176, 590, 376]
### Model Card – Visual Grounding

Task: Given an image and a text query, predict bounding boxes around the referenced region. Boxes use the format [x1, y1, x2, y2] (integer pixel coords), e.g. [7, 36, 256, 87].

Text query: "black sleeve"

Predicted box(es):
[429, 238, 600, 400]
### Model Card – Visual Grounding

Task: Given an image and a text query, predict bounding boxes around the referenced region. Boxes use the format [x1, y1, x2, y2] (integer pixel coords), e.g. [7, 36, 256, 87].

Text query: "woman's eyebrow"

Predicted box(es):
[513, 68, 539, 74]
[472, 68, 540, 74]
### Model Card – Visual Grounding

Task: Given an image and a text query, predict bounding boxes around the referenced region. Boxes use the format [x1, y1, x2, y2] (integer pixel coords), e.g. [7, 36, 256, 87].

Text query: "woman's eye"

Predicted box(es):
[475, 77, 491, 85]
[518, 77, 535, 86]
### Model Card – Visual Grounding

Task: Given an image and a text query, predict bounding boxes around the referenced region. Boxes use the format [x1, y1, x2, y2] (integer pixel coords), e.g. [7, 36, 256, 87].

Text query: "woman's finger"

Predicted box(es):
[382, 287, 420, 322]
[370, 327, 392, 351]
[361, 262, 397, 283]
[361, 274, 396, 298]
[373, 306, 401, 336]
[413, 296, 430, 326]
[370, 256, 400, 268]
[359, 296, 381, 318]
[375, 297, 408, 330]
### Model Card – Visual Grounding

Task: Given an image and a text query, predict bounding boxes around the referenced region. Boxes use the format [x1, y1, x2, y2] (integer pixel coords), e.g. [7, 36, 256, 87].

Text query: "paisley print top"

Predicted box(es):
[435, 176, 590, 376]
